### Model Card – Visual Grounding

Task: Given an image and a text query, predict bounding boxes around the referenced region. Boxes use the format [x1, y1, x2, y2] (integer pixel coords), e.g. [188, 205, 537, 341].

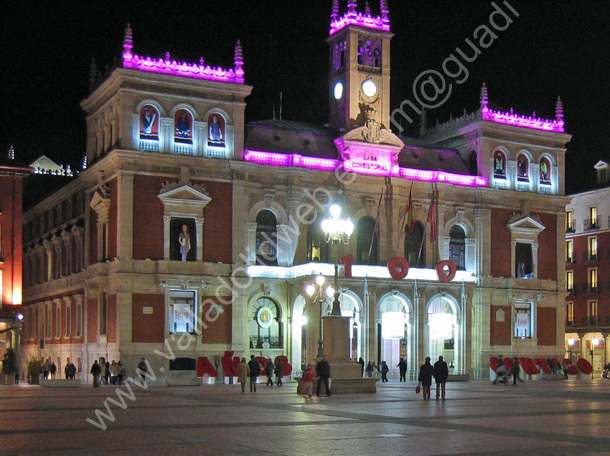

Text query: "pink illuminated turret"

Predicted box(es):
[123, 23, 133, 61]
[234, 40, 244, 80]
[347, 1, 357, 16]
[480, 82, 488, 110]
[556, 96, 563, 121]
[331, 0, 340, 20]
[380, 0, 390, 23]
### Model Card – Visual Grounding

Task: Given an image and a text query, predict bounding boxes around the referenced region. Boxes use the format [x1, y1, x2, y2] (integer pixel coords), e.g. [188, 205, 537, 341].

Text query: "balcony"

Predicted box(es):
[565, 221, 575, 233]
[587, 285, 599, 294]
[569, 315, 610, 329]
[584, 217, 601, 230]
[566, 255, 575, 264]
[584, 250, 598, 262]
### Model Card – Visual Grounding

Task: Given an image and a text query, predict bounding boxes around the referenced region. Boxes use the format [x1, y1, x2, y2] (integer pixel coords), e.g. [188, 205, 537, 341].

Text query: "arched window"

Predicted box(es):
[493, 150, 506, 178]
[256, 210, 277, 266]
[207, 113, 225, 147]
[449, 225, 466, 270]
[306, 213, 328, 263]
[249, 297, 282, 349]
[404, 222, 424, 268]
[539, 157, 551, 184]
[468, 151, 478, 175]
[357, 216, 378, 265]
[140, 105, 159, 141]
[517, 153, 529, 181]
[174, 109, 193, 144]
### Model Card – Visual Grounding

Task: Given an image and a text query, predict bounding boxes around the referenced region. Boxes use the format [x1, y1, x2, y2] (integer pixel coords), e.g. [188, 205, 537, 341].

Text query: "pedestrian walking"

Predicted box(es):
[50, 362, 57, 379]
[43, 358, 51, 380]
[118, 361, 126, 385]
[275, 358, 284, 386]
[265, 358, 274, 386]
[137, 358, 148, 384]
[511, 358, 522, 385]
[237, 357, 250, 393]
[64, 358, 77, 379]
[248, 355, 260, 392]
[90, 360, 101, 387]
[380, 361, 389, 382]
[418, 357, 434, 400]
[397, 358, 407, 382]
[433, 355, 449, 400]
[316, 355, 331, 397]
[365, 362, 374, 378]
[302, 364, 314, 401]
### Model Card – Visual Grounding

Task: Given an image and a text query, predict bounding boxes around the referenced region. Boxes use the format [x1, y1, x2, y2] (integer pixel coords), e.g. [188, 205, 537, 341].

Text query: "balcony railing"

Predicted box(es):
[588, 285, 599, 294]
[569, 316, 610, 328]
[566, 220, 576, 233]
[584, 250, 598, 262]
[566, 255, 575, 264]
[584, 217, 601, 230]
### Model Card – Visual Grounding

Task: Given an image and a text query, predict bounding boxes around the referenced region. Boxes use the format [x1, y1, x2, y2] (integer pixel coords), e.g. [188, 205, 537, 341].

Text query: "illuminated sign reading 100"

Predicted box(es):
[340, 254, 458, 283]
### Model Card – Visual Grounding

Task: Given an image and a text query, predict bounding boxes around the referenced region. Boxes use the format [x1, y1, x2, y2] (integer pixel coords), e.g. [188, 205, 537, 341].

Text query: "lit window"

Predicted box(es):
[249, 297, 282, 349]
[566, 240, 573, 263]
[566, 211, 574, 232]
[588, 268, 598, 292]
[588, 237, 597, 260]
[566, 271, 573, 292]
[514, 302, 535, 339]
[566, 302, 574, 322]
[100, 293, 107, 336]
[169, 290, 197, 334]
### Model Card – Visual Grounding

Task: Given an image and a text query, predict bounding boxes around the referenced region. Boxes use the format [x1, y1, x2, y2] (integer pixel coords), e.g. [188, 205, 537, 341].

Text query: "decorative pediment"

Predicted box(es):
[507, 214, 545, 235]
[89, 189, 111, 220]
[158, 181, 212, 207]
[341, 126, 405, 148]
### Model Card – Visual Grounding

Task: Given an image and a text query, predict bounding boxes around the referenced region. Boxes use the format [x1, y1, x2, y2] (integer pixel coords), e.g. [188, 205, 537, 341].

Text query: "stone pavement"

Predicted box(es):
[1, 378, 610, 456]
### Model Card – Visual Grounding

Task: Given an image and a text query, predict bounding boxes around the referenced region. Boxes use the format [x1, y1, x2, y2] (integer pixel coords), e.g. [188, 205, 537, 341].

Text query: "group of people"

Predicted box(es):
[90, 357, 128, 387]
[237, 355, 332, 399]
[417, 356, 449, 400]
[492, 355, 523, 385]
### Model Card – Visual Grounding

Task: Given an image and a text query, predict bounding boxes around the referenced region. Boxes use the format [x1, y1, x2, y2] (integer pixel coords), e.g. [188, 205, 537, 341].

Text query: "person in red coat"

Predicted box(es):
[303, 364, 314, 401]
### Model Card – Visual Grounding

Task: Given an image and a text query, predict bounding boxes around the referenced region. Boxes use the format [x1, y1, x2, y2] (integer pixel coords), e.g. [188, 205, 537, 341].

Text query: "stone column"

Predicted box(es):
[409, 285, 421, 379]
[366, 285, 378, 367]
[195, 217, 204, 261]
[116, 172, 134, 259]
[532, 242, 540, 279]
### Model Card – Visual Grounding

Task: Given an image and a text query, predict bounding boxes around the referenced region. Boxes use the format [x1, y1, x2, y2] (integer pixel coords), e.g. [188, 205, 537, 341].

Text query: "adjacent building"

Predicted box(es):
[20, 2, 571, 382]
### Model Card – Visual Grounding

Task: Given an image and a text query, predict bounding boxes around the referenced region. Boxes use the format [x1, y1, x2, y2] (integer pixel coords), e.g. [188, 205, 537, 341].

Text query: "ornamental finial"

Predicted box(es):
[123, 23, 133, 57]
[556, 96, 563, 120]
[380, 0, 389, 22]
[82, 154, 88, 170]
[365, 1, 371, 16]
[8, 144, 14, 160]
[331, 0, 340, 20]
[234, 40, 244, 78]
[480, 82, 488, 109]
[419, 109, 427, 137]
[348, 1, 357, 15]
[89, 58, 98, 91]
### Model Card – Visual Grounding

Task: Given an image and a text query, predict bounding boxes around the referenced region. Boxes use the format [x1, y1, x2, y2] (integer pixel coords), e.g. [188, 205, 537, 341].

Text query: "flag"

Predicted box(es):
[368, 189, 383, 263]
[405, 184, 414, 232]
[427, 195, 436, 243]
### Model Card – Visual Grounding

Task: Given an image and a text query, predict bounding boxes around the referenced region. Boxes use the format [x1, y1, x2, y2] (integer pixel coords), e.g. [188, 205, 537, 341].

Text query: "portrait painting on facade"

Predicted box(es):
[170, 218, 196, 262]
[539, 157, 550, 184]
[493, 151, 506, 177]
[207, 114, 225, 146]
[174, 109, 193, 144]
[517, 154, 529, 180]
[140, 105, 159, 140]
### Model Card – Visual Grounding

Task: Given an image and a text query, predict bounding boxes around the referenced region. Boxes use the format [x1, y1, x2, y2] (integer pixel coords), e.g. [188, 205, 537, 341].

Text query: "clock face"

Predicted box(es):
[362, 79, 377, 97]
[333, 81, 344, 100]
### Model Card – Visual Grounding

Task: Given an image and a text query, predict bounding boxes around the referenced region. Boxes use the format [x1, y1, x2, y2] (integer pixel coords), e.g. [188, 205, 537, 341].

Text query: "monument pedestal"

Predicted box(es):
[320, 315, 377, 394]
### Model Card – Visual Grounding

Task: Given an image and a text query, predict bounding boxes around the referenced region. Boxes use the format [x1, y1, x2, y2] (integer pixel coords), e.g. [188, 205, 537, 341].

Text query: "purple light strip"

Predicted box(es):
[330, 12, 391, 35]
[244, 150, 487, 187]
[122, 52, 244, 84]
[481, 106, 564, 133]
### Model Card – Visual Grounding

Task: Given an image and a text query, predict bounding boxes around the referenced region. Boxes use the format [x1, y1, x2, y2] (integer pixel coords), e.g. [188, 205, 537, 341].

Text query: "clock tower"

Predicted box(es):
[327, 0, 393, 132]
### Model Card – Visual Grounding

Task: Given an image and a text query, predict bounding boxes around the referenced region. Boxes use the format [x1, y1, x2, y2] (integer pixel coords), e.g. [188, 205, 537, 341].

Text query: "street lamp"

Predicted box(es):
[321, 203, 354, 315]
[305, 274, 335, 359]
[568, 338, 575, 362]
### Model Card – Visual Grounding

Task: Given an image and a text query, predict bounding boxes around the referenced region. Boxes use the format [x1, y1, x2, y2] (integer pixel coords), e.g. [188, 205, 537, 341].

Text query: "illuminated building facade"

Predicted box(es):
[565, 160, 610, 373]
[21, 2, 570, 381]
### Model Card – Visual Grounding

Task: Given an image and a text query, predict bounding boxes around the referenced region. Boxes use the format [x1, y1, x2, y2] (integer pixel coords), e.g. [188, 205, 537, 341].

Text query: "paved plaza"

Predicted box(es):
[0, 378, 609, 455]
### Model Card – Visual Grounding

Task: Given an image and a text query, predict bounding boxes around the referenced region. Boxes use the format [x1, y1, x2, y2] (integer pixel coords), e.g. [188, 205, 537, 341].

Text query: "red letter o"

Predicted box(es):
[387, 257, 410, 280]
[436, 260, 457, 283]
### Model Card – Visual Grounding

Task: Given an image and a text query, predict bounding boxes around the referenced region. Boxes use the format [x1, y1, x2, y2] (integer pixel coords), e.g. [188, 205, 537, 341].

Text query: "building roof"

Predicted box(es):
[245, 120, 339, 158]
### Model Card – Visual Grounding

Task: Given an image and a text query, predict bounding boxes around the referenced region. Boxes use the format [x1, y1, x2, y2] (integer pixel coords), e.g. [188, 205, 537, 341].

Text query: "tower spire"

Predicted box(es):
[234, 40, 244, 79]
[331, 0, 340, 21]
[89, 58, 98, 92]
[380, 0, 389, 23]
[419, 109, 427, 137]
[123, 23, 133, 59]
[556, 96, 563, 121]
[480, 82, 488, 110]
[365, 1, 371, 16]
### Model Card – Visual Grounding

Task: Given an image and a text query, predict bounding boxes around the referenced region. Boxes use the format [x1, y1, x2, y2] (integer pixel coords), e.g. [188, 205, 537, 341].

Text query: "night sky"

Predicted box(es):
[1, 1, 608, 194]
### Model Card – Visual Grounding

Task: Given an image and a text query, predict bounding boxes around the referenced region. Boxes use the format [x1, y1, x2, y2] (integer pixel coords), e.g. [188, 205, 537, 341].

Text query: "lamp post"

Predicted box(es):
[321, 203, 354, 315]
[568, 338, 575, 363]
[591, 337, 600, 379]
[305, 274, 335, 359]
